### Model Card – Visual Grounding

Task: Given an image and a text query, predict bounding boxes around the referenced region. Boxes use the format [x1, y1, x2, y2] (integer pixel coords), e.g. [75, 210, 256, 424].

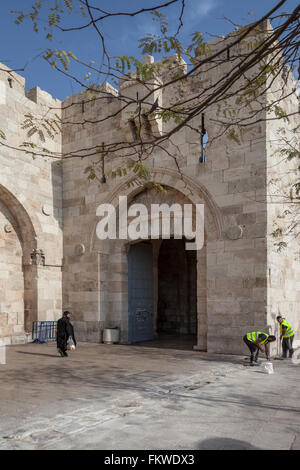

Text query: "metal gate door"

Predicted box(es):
[128, 243, 154, 343]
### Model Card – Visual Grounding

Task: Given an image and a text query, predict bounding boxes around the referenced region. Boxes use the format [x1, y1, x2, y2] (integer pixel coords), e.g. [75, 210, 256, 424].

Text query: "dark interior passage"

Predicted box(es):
[157, 239, 197, 337]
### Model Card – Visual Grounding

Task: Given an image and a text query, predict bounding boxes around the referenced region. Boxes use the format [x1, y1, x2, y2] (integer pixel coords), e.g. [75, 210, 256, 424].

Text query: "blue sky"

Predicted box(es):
[0, 0, 298, 100]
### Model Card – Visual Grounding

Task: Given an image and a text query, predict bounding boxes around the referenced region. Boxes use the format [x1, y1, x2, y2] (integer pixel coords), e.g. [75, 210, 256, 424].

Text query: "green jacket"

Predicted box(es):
[246, 331, 269, 346]
[280, 319, 294, 338]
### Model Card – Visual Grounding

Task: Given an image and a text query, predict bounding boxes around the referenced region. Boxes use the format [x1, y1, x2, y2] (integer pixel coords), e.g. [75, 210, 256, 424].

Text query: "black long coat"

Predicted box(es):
[56, 317, 76, 350]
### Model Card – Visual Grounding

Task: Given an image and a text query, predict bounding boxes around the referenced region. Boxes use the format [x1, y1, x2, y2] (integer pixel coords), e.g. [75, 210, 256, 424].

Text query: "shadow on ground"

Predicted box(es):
[197, 437, 260, 450]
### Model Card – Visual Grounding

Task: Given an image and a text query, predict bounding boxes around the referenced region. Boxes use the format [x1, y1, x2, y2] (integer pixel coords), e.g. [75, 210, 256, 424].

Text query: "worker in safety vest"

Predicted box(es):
[243, 332, 276, 366]
[276, 315, 294, 358]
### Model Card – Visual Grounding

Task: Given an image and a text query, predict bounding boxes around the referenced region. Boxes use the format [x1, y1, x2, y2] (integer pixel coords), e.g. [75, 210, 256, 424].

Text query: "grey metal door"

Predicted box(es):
[128, 243, 154, 343]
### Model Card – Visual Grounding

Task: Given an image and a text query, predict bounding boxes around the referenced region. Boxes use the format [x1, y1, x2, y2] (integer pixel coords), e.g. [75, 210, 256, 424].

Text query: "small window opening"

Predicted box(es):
[200, 114, 208, 163]
[226, 48, 230, 61]
[129, 119, 140, 142]
[81, 101, 85, 113]
[7, 78, 13, 88]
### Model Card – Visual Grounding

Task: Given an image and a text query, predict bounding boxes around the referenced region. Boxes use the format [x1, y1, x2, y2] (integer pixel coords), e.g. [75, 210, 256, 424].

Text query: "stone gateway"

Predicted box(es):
[0, 23, 299, 355]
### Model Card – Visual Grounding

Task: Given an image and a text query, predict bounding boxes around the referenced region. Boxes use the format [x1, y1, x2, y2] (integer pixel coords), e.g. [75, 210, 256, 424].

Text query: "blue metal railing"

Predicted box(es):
[32, 321, 57, 343]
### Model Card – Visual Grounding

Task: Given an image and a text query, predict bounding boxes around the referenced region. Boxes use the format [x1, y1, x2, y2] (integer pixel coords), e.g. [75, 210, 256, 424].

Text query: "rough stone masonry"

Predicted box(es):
[0, 21, 299, 354]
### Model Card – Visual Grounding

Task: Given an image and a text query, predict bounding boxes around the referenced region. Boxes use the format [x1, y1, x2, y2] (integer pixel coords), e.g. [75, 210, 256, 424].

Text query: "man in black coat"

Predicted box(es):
[56, 311, 76, 357]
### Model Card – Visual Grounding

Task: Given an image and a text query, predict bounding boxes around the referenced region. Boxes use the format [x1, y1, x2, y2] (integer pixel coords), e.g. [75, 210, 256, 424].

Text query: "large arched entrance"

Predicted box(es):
[0, 199, 24, 337]
[0, 184, 38, 341]
[92, 168, 223, 351]
[125, 185, 200, 350]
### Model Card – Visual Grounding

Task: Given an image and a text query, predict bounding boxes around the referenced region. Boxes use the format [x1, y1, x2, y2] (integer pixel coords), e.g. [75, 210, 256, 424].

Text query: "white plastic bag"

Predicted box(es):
[264, 362, 274, 374]
[67, 336, 76, 350]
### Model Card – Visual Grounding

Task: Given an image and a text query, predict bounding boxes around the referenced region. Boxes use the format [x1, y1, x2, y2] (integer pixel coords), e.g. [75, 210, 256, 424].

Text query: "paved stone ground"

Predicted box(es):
[0, 341, 300, 450]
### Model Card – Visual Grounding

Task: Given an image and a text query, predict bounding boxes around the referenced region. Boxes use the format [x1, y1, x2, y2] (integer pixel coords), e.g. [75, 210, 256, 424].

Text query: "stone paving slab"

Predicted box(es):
[0, 342, 300, 450]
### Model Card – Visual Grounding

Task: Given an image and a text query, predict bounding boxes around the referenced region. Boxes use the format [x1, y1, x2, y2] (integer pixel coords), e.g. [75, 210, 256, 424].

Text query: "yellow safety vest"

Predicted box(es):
[280, 319, 294, 338]
[246, 331, 269, 346]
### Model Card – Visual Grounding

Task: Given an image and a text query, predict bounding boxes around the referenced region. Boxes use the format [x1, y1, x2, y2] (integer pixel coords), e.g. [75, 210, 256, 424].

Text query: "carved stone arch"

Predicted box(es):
[0, 184, 39, 336]
[89, 168, 223, 253]
[0, 184, 41, 256]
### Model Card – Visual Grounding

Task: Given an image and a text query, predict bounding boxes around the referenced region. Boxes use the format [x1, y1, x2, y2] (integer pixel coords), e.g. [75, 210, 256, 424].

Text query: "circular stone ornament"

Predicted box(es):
[226, 225, 243, 240]
[42, 204, 52, 216]
[4, 224, 12, 233]
[74, 244, 85, 256]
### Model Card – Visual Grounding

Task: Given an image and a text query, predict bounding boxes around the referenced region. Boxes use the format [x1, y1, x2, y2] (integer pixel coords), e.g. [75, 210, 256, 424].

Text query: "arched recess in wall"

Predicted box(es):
[89, 169, 224, 349]
[0, 184, 39, 333]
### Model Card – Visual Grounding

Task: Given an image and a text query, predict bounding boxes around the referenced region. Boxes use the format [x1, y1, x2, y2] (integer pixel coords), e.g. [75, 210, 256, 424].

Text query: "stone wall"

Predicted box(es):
[266, 63, 300, 354]
[0, 65, 63, 345]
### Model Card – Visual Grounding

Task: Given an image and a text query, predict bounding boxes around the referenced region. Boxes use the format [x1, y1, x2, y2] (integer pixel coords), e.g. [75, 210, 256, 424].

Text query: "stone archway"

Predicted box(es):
[0, 184, 38, 340]
[91, 170, 223, 351]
